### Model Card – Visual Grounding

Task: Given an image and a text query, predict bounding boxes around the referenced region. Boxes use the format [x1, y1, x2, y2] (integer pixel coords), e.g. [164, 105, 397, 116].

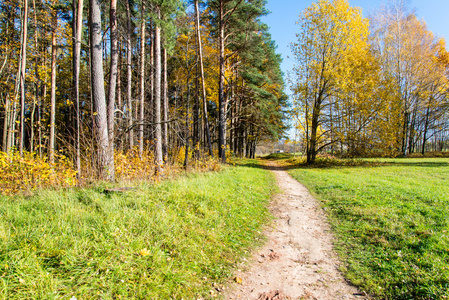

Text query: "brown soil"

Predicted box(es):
[223, 161, 370, 300]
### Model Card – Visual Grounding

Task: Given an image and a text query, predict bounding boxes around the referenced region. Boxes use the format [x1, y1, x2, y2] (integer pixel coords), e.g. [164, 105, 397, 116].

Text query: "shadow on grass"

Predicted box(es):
[238, 153, 449, 171]
[384, 161, 448, 168]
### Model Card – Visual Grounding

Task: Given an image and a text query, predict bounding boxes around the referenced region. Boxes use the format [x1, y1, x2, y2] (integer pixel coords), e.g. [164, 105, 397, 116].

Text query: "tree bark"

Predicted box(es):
[90, 0, 112, 180]
[19, 0, 29, 156]
[184, 79, 191, 169]
[116, 41, 122, 150]
[2, 94, 11, 153]
[149, 22, 154, 143]
[49, 3, 57, 164]
[126, 0, 133, 150]
[73, 0, 83, 178]
[154, 8, 163, 173]
[193, 52, 200, 159]
[139, 4, 145, 158]
[162, 47, 168, 161]
[218, 0, 226, 163]
[421, 98, 431, 155]
[106, 0, 117, 179]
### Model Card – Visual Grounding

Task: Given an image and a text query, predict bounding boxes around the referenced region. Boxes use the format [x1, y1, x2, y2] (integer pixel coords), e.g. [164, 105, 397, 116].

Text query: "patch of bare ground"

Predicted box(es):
[223, 161, 370, 300]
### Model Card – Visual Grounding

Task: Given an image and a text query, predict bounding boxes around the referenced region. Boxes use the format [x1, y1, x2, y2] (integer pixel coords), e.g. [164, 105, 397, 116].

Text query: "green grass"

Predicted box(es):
[0, 163, 276, 299]
[288, 158, 449, 299]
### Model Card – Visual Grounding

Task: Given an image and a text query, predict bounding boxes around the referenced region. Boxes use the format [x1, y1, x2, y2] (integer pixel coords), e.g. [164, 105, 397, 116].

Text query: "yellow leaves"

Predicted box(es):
[234, 276, 243, 284]
[139, 248, 151, 256]
[0, 151, 77, 195]
[114, 148, 155, 181]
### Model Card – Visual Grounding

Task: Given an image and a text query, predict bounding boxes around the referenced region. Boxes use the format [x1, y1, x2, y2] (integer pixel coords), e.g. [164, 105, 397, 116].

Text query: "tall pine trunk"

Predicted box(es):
[218, 0, 226, 163]
[154, 8, 163, 173]
[107, 0, 117, 179]
[73, 0, 84, 179]
[162, 47, 168, 161]
[116, 42, 122, 150]
[139, 4, 145, 158]
[19, 0, 28, 156]
[49, 3, 57, 164]
[90, 0, 112, 180]
[126, 0, 133, 150]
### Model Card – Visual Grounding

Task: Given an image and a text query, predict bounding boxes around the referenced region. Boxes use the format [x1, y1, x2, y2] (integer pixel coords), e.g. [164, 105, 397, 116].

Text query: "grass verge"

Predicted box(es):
[287, 157, 449, 299]
[0, 162, 276, 299]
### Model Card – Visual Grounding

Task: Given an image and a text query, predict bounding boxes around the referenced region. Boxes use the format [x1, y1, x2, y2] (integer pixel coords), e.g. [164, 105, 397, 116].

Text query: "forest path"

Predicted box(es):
[224, 160, 368, 300]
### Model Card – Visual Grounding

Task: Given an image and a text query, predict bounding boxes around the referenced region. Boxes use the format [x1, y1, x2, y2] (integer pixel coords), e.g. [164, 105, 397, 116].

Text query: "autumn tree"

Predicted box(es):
[291, 0, 370, 163]
[370, 0, 449, 155]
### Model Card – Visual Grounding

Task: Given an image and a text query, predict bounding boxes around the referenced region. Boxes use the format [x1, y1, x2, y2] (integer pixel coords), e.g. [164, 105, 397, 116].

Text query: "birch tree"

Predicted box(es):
[291, 0, 370, 163]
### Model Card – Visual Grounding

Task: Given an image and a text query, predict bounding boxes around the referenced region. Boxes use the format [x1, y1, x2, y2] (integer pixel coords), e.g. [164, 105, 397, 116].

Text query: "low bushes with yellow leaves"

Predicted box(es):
[0, 151, 77, 195]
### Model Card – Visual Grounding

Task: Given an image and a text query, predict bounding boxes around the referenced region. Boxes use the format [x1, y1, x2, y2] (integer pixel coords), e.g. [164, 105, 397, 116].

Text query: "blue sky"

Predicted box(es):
[261, 0, 449, 80]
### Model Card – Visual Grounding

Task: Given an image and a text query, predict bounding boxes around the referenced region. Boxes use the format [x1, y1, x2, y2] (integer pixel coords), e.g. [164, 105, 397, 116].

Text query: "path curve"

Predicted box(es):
[225, 161, 368, 300]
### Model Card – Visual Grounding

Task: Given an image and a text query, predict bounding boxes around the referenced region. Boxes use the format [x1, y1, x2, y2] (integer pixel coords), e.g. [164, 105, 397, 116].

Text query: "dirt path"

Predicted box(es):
[224, 161, 368, 300]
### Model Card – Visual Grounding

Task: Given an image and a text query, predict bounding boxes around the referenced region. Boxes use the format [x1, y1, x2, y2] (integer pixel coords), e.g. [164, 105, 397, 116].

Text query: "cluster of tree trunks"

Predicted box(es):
[0, 0, 286, 179]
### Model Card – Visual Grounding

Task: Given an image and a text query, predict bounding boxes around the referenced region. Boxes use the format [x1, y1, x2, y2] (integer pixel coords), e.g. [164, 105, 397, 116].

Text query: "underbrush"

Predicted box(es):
[0, 161, 276, 298]
[0, 151, 77, 195]
[287, 158, 449, 299]
[0, 148, 221, 195]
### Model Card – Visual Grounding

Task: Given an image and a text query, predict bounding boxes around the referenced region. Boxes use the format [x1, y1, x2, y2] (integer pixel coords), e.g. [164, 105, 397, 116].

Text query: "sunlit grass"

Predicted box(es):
[288, 158, 449, 299]
[0, 162, 276, 299]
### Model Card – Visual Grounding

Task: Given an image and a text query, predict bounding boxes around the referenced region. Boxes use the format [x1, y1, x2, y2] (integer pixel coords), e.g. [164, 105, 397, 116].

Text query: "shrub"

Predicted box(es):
[0, 151, 77, 195]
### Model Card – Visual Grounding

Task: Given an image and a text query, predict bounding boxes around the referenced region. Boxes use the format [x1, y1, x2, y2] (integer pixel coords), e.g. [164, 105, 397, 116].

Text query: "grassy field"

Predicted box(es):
[287, 157, 449, 299]
[0, 162, 276, 299]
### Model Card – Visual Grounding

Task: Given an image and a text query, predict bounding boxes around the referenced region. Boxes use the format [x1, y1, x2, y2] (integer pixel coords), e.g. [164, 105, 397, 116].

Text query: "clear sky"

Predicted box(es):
[261, 0, 449, 81]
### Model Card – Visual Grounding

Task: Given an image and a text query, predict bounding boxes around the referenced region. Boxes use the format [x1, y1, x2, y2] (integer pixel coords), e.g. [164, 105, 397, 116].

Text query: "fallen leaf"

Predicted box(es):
[139, 248, 150, 256]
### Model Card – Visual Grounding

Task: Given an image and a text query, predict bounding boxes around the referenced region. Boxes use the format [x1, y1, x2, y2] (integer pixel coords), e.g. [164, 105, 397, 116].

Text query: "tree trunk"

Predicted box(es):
[194, 0, 213, 157]
[73, 0, 84, 180]
[154, 8, 163, 173]
[421, 98, 431, 155]
[218, 0, 226, 163]
[308, 103, 320, 164]
[106, 0, 117, 179]
[116, 41, 122, 150]
[126, 0, 133, 150]
[19, 0, 29, 156]
[149, 22, 154, 143]
[184, 78, 191, 169]
[2, 94, 11, 153]
[73, 0, 83, 179]
[139, 4, 145, 158]
[90, 0, 112, 180]
[193, 55, 200, 159]
[49, 3, 57, 164]
[162, 47, 168, 161]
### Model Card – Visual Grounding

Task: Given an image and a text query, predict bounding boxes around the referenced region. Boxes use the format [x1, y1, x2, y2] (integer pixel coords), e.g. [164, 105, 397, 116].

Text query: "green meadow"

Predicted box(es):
[0, 163, 276, 299]
[288, 157, 449, 299]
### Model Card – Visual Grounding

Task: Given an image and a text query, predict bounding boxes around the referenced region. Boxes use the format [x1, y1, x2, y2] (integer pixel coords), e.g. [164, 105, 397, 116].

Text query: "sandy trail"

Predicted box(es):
[224, 161, 368, 300]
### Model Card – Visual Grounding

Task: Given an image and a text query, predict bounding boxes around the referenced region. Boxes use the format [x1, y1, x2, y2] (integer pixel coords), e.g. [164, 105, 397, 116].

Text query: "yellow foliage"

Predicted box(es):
[0, 151, 77, 195]
[139, 248, 151, 256]
[174, 146, 190, 165]
[114, 149, 155, 181]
